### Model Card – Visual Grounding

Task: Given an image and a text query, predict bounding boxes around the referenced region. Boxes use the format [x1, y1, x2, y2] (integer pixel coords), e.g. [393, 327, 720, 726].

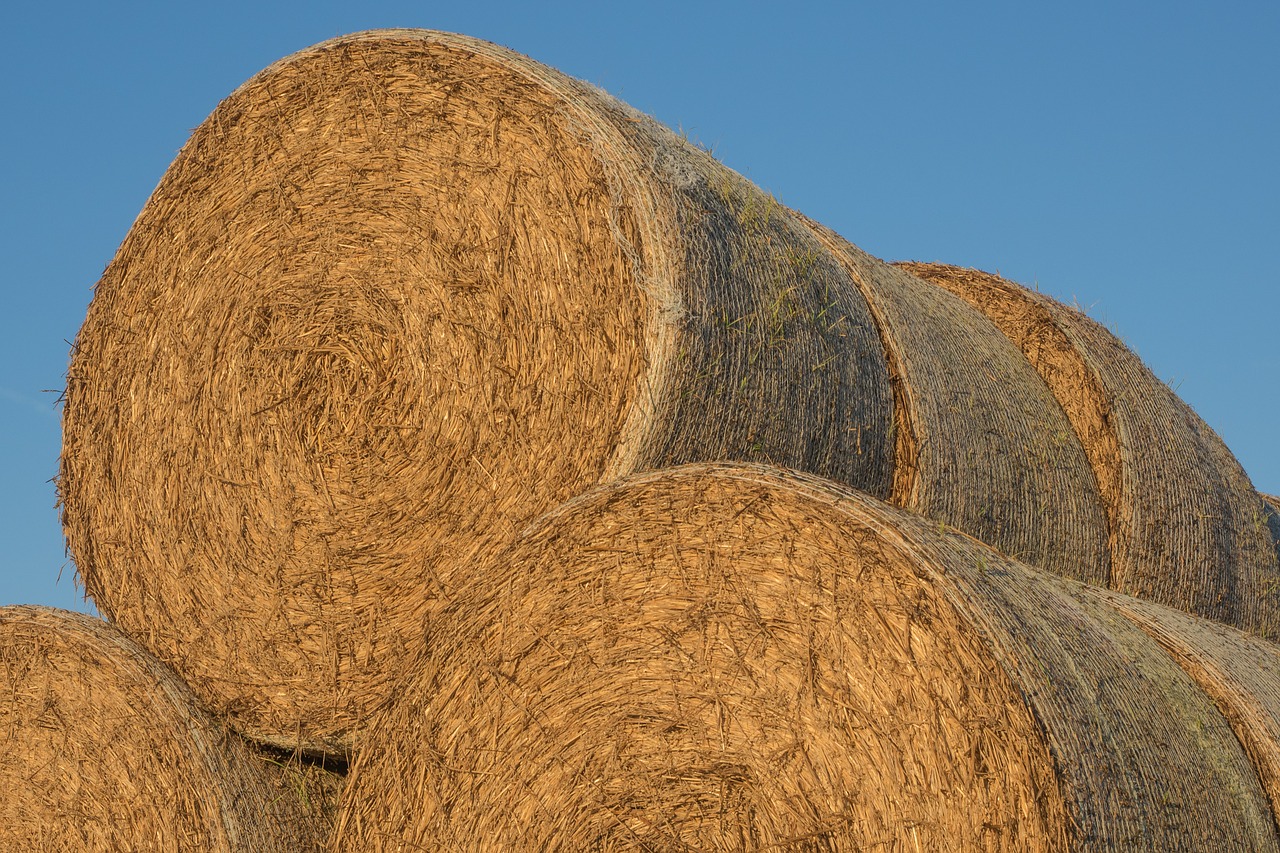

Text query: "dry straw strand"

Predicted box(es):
[333, 463, 1278, 851]
[58, 29, 894, 751]
[0, 605, 335, 852]
[898, 262, 1280, 636]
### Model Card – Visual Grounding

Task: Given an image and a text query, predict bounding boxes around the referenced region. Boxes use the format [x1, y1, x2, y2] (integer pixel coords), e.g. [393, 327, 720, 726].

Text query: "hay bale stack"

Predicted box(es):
[799, 219, 1111, 586]
[333, 464, 1277, 851]
[0, 605, 334, 852]
[58, 29, 895, 751]
[896, 262, 1280, 636]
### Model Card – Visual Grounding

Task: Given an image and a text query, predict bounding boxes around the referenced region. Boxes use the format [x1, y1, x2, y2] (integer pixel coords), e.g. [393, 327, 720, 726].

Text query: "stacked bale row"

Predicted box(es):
[56, 29, 1280, 755]
[896, 261, 1280, 635]
[19, 26, 1279, 850]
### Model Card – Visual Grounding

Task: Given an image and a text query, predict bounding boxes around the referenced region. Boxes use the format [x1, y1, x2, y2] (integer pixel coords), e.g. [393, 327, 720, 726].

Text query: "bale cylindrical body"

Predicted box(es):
[1265, 494, 1280, 560]
[0, 606, 334, 852]
[1104, 590, 1280, 823]
[333, 464, 1280, 851]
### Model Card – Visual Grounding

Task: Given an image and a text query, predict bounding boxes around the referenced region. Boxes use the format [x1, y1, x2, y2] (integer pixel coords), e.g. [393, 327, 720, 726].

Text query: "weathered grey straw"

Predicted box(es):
[799, 221, 1111, 585]
[0, 606, 334, 852]
[897, 262, 1280, 636]
[58, 30, 894, 751]
[333, 463, 1278, 851]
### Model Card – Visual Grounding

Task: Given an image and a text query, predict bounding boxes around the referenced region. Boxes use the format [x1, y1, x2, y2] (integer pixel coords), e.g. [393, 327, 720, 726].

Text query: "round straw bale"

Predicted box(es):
[333, 463, 1277, 851]
[0, 605, 331, 852]
[795, 220, 1111, 586]
[897, 262, 1280, 636]
[58, 30, 893, 751]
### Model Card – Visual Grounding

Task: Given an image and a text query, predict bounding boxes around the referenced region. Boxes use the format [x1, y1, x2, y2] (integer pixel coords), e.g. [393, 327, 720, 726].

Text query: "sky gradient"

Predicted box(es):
[3, 1, 1277, 612]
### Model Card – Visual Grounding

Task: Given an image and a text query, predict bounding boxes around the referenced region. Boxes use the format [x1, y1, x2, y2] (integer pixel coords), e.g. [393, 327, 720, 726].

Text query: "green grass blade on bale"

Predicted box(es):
[332, 463, 1278, 852]
[57, 29, 894, 753]
[797, 220, 1112, 588]
[0, 606, 336, 852]
[897, 262, 1280, 638]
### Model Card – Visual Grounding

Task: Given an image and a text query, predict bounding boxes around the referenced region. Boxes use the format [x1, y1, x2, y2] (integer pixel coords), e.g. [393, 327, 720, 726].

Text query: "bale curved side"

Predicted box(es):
[898, 262, 1280, 636]
[1103, 590, 1280, 828]
[333, 463, 1277, 851]
[0, 606, 330, 852]
[798, 222, 1111, 586]
[58, 30, 893, 750]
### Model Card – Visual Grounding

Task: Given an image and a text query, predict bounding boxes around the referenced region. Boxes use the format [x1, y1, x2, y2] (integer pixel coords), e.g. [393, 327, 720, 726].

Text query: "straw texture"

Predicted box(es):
[58, 30, 893, 751]
[798, 222, 1111, 585]
[898, 262, 1280, 636]
[0, 605, 333, 852]
[333, 463, 1277, 851]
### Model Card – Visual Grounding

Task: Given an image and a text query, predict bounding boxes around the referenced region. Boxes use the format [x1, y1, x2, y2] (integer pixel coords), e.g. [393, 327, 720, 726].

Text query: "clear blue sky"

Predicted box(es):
[3, 1, 1277, 612]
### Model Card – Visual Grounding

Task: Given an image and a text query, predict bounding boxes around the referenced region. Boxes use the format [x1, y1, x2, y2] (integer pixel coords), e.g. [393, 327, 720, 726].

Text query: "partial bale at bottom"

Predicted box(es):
[58, 29, 894, 753]
[896, 261, 1280, 636]
[333, 463, 1278, 852]
[0, 606, 331, 853]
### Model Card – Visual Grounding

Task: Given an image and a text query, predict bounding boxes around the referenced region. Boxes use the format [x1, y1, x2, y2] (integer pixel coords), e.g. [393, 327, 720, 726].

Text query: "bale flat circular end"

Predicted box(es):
[334, 464, 1070, 851]
[0, 606, 329, 852]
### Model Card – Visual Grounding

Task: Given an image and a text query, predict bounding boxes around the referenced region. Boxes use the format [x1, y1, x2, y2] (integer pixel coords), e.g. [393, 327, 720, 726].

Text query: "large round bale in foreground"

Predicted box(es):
[0, 606, 332, 853]
[896, 262, 1280, 636]
[333, 464, 1277, 851]
[58, 30, 893, 751]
